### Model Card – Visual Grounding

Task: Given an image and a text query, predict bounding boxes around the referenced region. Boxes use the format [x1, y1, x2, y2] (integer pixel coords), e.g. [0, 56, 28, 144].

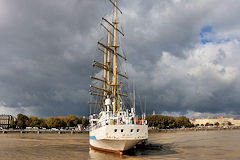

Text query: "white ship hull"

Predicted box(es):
[89, 124, 148, 154]
[90, 139, 140, 153]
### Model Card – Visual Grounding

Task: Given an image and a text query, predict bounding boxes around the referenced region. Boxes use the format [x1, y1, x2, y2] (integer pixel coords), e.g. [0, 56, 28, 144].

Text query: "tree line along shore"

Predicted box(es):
[6, 114, 192, 130]
[146, 115, 193, 129]
[2, 114, 237, 134]
[9, 114, 89, 129]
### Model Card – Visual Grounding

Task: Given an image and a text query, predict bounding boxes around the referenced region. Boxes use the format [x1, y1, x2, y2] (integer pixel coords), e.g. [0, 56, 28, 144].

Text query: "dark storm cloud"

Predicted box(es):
[120, 0, 240, 115]
[0, 0, 105, 116]
[0, 0, 240, 117]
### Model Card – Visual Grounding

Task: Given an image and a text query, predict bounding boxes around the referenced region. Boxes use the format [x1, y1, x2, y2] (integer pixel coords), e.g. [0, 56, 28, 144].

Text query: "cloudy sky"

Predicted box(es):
[0, 0, 240, 118]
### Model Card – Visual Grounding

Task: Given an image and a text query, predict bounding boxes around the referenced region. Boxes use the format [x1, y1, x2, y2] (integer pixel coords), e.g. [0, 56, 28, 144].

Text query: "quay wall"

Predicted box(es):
[148, 127, 240, 133]
[1, 127, 240, 134]
[0, 129, 88, 134]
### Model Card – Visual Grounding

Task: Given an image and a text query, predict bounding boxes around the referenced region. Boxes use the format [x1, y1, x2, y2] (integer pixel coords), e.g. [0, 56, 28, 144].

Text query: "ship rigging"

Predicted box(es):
[88, 0, 148, 155]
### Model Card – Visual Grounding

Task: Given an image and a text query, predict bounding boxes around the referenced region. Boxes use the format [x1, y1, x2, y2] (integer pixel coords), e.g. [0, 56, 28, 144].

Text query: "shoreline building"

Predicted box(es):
[190, 116, 240, 127]
[0, 115, 13, 129]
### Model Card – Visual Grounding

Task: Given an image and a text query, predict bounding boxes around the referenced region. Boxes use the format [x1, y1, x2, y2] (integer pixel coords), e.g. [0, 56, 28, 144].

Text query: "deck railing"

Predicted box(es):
[90, 118, 147, 131]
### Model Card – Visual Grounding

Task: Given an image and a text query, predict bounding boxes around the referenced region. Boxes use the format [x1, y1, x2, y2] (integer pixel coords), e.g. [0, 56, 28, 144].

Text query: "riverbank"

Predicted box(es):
[149, 126, 240, 133]
[1, 127, 240, 134]
[0, 129, 88, 134]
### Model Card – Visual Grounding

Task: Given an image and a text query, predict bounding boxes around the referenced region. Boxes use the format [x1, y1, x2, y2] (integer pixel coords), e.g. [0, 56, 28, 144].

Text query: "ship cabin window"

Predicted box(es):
[121, 129, 124, 132]
[130, 129, 133, 132]
[137, 129, 140, 132]
[114, 129, 117, 132]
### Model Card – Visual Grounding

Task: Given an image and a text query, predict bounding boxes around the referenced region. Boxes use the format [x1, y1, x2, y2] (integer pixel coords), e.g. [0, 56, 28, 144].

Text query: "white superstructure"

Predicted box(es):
[89, 99, 148, 154]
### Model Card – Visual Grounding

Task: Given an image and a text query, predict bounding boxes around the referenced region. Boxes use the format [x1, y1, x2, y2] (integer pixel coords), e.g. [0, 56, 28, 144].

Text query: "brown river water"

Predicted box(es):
[0, 130, 240, 160]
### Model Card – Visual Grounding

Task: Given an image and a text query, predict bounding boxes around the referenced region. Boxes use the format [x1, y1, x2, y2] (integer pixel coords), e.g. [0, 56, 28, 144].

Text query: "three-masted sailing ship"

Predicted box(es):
[89, 0, 148, 155]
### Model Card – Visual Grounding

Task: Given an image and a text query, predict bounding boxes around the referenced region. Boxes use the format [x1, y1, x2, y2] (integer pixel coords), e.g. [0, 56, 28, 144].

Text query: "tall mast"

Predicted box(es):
[102, 23, 111, 110]
[103, 48, 107, 90]
[113, 0, 118, 113]
[103, 36, 107, 110]
[107, 24, 111, 91]
[133, 85, 136, 114]
[89, 0, 127, 113]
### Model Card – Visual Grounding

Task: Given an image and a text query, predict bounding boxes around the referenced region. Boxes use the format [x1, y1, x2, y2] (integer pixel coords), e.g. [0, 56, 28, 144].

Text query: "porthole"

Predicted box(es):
[137, 129, 140, 132]
[114, 129, 117, 132]
[130, 129, 133, 132]
[121, 129, 124, 132]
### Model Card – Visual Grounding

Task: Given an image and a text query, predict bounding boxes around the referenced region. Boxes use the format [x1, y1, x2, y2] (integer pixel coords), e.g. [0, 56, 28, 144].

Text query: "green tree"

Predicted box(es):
[175, 116, 191, 128]
[17, 114, 29, 129]
[82, 118, 89, 127]
[146, 115, 192, 129]
[63, 115, 79, 127]
[39, 118, 47, 128]
[46, 117, 66, 129]
[10, 119, 17, 128]
[26, 116, 41, 127]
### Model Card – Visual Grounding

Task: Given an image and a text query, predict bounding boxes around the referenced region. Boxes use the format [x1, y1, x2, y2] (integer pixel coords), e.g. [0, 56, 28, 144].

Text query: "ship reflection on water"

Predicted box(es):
[89, 143, 177, 160]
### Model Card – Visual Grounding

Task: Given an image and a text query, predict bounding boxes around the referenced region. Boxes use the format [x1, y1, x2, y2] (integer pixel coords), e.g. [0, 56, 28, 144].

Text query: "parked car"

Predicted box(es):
[51, 128, 59, 131]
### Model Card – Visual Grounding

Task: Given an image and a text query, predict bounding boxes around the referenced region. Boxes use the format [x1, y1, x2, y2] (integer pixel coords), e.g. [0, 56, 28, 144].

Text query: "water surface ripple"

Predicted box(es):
[0, 130, 240, 160]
